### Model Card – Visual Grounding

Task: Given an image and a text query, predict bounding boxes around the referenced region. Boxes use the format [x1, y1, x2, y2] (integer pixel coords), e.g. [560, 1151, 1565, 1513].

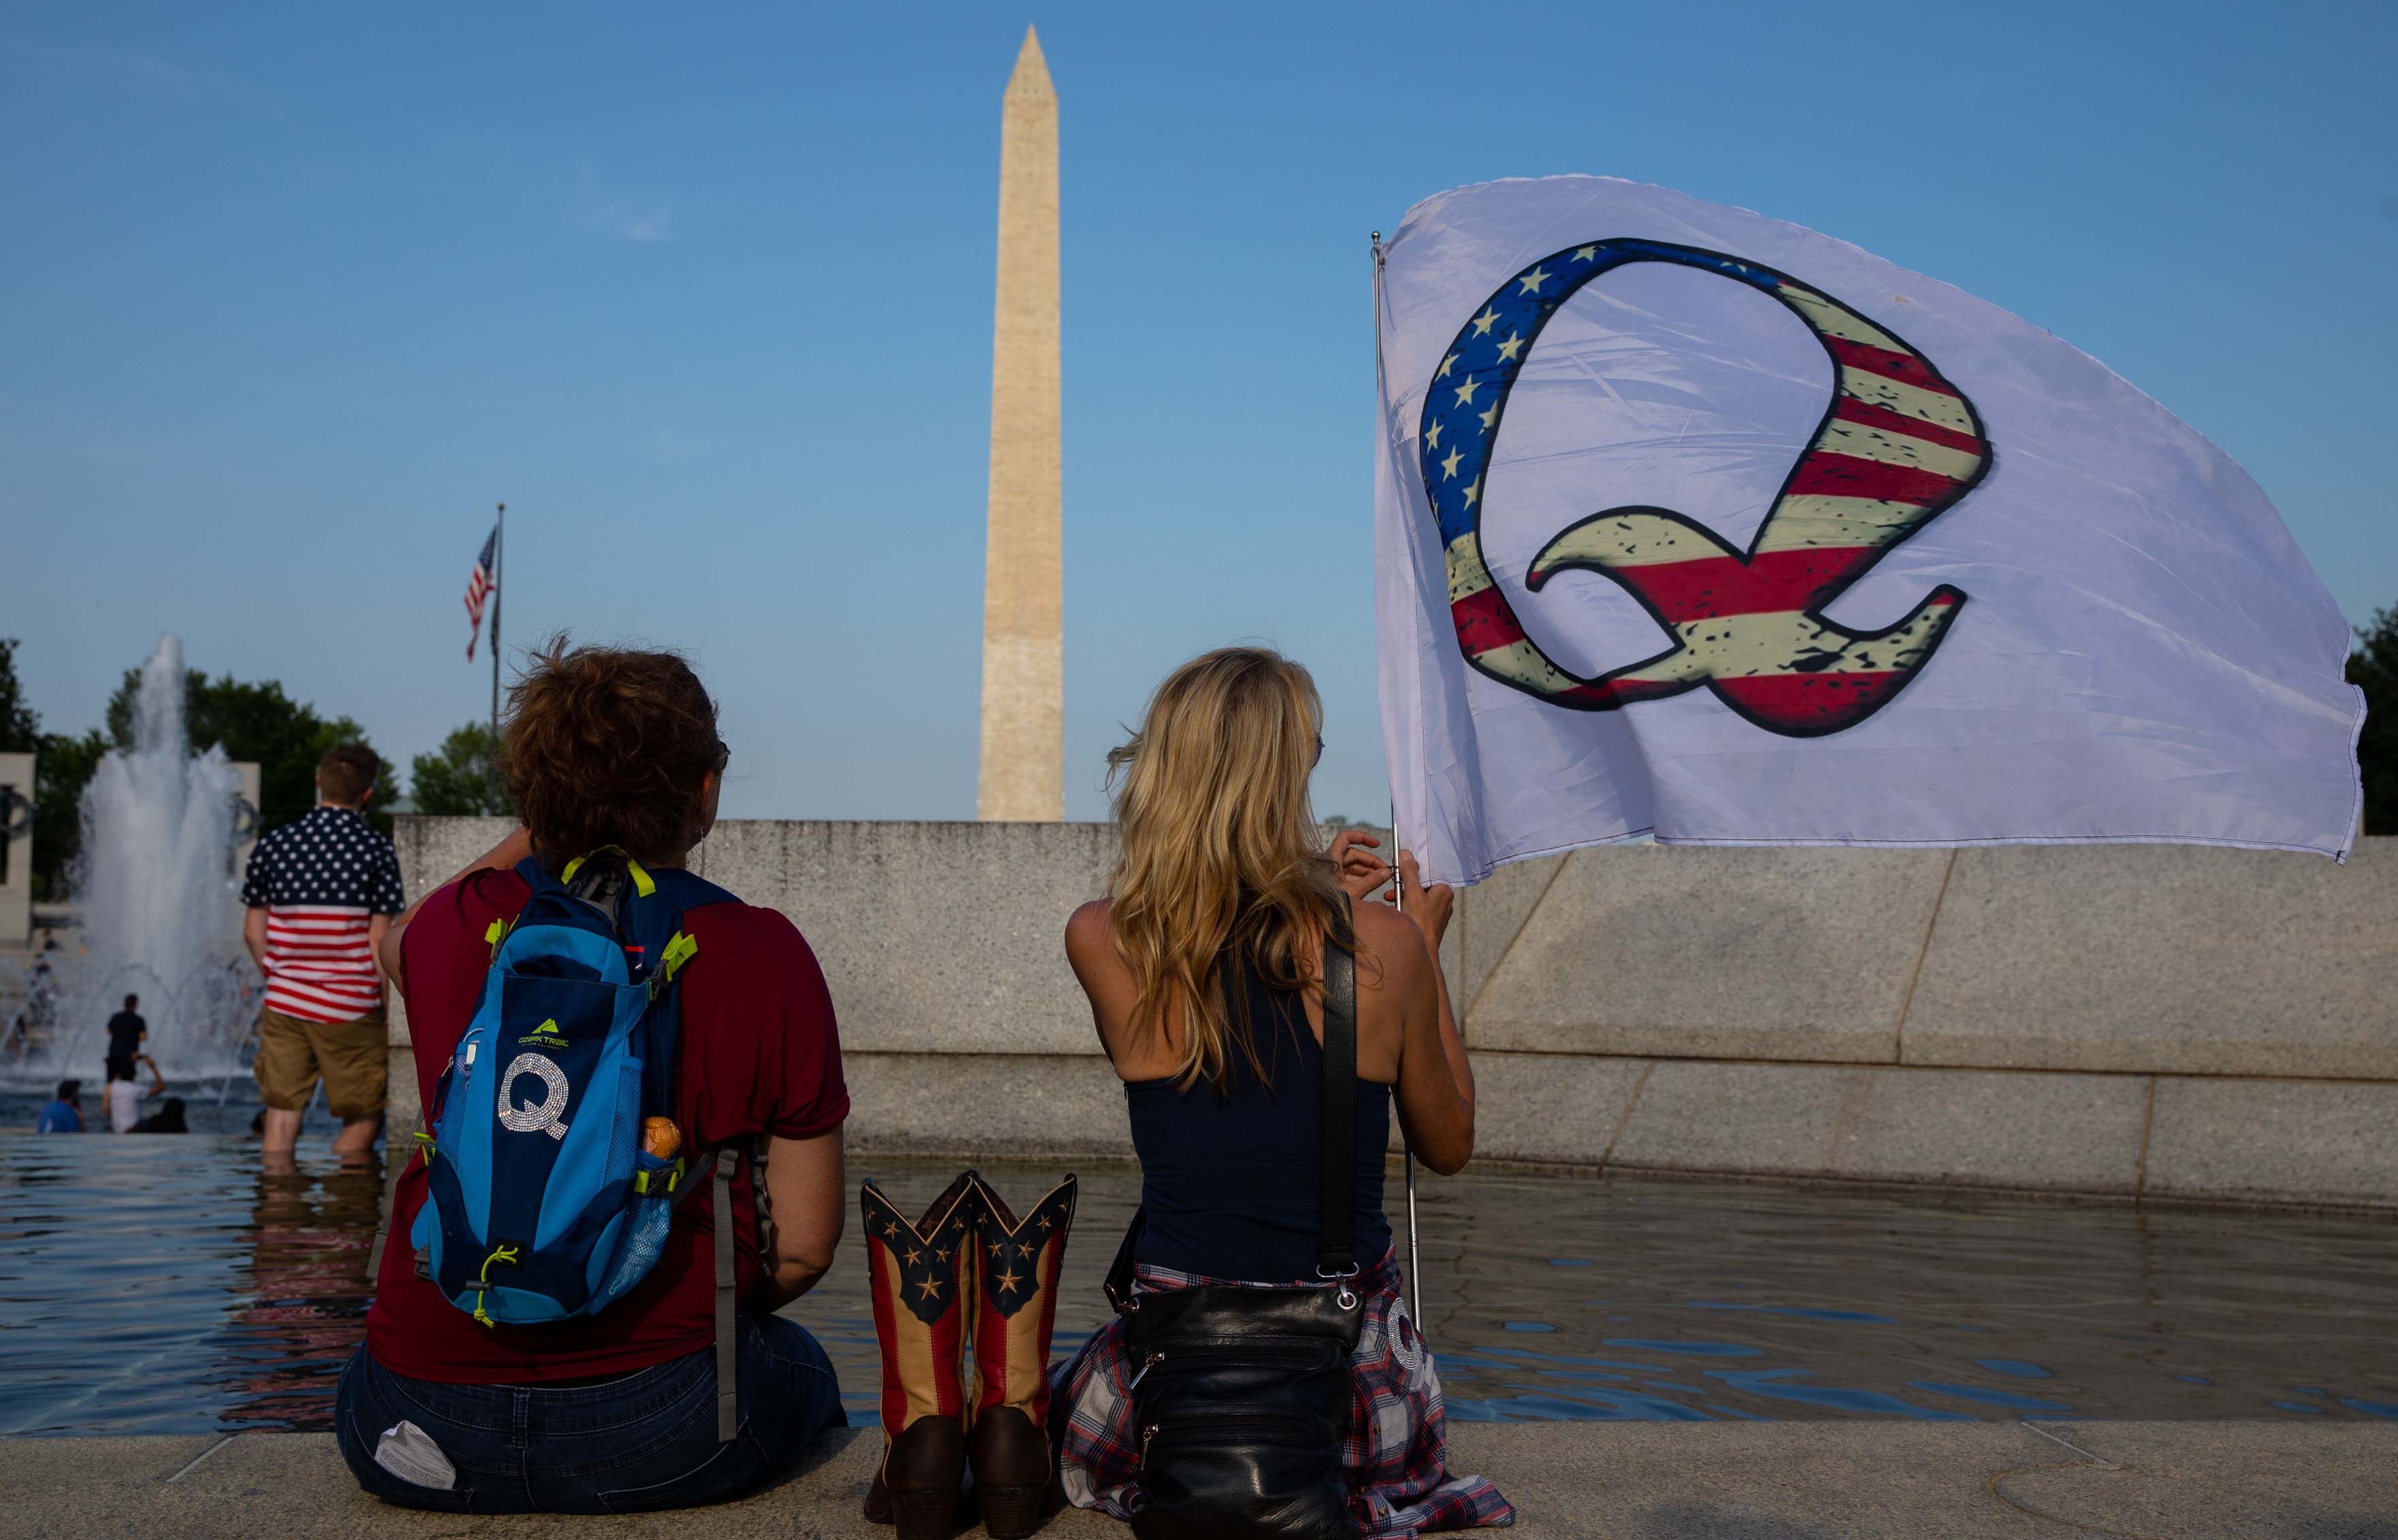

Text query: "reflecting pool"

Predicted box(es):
[4, 1136, 2393, 1435]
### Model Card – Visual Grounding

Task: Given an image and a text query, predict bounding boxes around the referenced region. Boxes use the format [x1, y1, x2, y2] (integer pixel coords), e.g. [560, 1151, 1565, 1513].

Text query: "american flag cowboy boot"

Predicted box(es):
[966, 1173, 1078, 1539]
[861, 1171, 981, 1540]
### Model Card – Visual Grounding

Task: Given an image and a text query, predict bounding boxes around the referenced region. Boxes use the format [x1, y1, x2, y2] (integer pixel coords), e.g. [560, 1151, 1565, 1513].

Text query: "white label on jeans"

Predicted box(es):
[375, 1420, 457, 1490]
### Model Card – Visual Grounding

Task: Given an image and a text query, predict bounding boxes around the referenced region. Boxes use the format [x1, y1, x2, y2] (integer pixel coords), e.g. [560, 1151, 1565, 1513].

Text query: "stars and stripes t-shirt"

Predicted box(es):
[239, 805, 405, 1024]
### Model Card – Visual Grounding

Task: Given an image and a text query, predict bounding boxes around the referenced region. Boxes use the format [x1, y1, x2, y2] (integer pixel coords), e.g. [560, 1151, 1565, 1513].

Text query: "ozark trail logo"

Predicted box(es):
[517, 1016, 569, 1048]
[1420, 240, 1991, 737]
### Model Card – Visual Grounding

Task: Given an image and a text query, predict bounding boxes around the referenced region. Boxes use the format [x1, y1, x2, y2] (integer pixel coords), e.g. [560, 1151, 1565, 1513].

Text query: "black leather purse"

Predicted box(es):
[1103, 937, 1367, 1540]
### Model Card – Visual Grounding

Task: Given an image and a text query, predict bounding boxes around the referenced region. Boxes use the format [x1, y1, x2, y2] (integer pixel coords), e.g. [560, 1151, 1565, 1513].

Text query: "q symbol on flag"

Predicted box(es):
[1422, 240, 1993, 737]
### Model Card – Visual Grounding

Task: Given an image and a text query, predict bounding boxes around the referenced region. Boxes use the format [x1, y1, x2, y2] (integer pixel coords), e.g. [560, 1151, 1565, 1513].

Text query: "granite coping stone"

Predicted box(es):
[1456, 852, 1569, 1015]
[1465, 844, 1952, 1064]
[1606, 1059, 2152, 1193]
[389, 1044, 2398, 1209]
[394, 819, 1120, 1059]
[1458, 1051, 1652, 1166]
[6, 1422, 2393, 1538]
[394, 821, 2398, 1087]
[839, 1050, 1131, 1157]
[1900, 838, 2398, 1078]
[2142, 1075, 2398, 1208]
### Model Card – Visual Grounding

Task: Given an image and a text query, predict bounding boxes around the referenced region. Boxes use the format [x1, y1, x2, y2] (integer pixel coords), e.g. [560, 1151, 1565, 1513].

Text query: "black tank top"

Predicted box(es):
[1125, 946, 1392, 1281]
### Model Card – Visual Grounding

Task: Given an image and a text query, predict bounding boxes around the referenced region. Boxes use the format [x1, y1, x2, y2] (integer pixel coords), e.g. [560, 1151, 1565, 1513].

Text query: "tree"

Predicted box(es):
[30, 730, 106, 902]
[101, 669, 401, 836]
[409, 722, 511, 816]
[2350, 606, 2397, 836]
[0, 639, 104, 900]
[0, 639, 39, 752]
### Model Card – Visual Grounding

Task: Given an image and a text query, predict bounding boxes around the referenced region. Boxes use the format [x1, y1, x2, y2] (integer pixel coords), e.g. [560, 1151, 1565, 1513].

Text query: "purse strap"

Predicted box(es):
[1314, 919, 1358, 1282]
[1103, 910, 1363, 1313]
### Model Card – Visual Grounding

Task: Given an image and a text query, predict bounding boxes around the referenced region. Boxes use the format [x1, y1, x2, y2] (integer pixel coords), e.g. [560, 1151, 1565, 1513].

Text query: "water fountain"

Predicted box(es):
[10, 636, 260, 1078]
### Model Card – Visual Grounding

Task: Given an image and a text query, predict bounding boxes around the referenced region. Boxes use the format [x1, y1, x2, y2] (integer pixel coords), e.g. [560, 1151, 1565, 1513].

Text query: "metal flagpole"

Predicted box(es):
[1392, 801, 1424, 1329]
[1373, 226, 1427, 1331]
[490, 502, 504, 746]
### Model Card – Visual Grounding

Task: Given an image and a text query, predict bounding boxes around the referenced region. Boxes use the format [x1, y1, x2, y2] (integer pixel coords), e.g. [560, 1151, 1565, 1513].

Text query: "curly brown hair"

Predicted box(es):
[502, 639, 725, 861]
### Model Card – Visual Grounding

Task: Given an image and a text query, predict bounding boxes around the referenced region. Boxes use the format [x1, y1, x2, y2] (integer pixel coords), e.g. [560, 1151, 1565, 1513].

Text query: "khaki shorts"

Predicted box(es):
[254, 1006, 388, 1120]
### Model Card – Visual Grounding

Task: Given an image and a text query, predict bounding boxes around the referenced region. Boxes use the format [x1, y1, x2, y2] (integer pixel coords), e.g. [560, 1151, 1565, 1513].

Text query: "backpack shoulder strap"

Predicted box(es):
[643, 864, 738, 912]
[604, 858, 746, 1439]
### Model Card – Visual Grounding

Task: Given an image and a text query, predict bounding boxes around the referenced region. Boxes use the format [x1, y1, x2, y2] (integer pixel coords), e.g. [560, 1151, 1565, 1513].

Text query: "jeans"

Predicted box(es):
[335, 1314, 843, 1514]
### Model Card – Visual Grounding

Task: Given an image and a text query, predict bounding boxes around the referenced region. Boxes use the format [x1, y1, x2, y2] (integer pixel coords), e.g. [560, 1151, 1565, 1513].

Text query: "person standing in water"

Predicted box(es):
[241, 745, 405, 1159]
[104, 993, 145, 1082]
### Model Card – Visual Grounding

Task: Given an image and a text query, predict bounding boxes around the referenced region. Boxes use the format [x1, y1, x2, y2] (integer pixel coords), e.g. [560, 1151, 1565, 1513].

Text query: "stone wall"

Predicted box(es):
[390, 819, 2398, 1210]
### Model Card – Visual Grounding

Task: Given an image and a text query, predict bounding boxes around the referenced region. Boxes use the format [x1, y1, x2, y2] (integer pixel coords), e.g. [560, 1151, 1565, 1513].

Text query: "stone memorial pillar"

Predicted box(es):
[0, 751, 32, 946]
[229, 760, 262, 880]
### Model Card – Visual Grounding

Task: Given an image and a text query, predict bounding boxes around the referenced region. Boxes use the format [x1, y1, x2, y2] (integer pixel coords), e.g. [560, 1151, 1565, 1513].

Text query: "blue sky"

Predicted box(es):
[5, 1, 2393, 823]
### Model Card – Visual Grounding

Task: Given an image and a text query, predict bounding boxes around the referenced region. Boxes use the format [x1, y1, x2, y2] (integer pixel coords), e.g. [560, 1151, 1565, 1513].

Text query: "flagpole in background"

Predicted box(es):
[490, 502, 504, 746]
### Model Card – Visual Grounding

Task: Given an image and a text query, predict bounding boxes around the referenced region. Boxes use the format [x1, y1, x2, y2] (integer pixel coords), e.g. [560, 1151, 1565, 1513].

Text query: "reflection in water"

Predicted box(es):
[3, 1143, 2396, 1435]
[210, 1156, 382, 1428]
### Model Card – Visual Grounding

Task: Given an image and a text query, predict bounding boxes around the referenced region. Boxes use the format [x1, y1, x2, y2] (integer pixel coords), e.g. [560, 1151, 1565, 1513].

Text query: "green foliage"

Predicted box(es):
[0, 639, 39, 753]
[101, 668, 400, 836]
[0, 640, 48, 897]
[30, 730, 105, 902]
[2350, 606, 2398, 836]
[0, 640, 96, 900]
[409, 721, 511, 817]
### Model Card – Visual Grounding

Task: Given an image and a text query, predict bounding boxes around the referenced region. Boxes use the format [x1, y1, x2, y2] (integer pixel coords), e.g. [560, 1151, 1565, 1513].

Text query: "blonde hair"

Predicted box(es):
[1104, 647, 1348, 1091]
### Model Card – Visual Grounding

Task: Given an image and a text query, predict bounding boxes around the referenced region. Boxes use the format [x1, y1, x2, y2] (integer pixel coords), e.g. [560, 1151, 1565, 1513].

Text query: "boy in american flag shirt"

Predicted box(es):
[241, 744, 405, 1160]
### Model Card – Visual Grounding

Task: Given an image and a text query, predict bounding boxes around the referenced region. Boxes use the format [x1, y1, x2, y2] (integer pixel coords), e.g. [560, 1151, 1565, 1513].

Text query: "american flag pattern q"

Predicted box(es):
[1423, 239, 1990, 737]
[1374, 176, 2362, 882]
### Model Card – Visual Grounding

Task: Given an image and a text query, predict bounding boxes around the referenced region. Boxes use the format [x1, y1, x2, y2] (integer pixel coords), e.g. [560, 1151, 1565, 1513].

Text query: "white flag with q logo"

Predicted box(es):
[1375, 175, 2364, 885]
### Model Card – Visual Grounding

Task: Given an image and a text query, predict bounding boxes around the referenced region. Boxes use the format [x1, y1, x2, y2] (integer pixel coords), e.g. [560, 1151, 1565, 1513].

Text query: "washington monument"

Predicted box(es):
[976, 27, 1063, 821]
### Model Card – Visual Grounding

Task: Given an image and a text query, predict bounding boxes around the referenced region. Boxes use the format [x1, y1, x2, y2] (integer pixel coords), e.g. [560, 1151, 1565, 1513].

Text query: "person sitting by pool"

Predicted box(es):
[34, 1078, 82, 1133]
[105, 1053, 166, 1133]
[1052, 646, 1513, 1535]
[135, 1096, 190, 1134]
[337, 640, 850, 1515]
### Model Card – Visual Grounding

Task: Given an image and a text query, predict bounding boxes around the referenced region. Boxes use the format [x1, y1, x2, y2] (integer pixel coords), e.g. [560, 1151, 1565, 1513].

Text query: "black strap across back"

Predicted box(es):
[1105, 921, 1362, 1304]
[1312, 937, 1358, 1282]
[1103, 915, 1369, 1540]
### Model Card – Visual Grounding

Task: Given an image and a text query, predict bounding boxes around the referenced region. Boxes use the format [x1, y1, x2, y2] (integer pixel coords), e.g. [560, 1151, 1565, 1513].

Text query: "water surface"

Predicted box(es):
[5, 1137, 2393, 1435]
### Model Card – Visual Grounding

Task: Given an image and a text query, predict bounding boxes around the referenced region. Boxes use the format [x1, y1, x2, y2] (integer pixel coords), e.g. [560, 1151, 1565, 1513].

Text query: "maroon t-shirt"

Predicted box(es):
[365, 868, 848, 1382]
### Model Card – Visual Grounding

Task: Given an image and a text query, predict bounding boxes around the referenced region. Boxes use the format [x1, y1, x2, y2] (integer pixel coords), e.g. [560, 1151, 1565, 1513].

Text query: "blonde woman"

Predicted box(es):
[1054, 647, 1512, 1537]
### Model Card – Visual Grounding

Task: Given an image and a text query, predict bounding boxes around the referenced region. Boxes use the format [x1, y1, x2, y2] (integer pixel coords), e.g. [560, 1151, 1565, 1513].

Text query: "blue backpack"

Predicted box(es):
[410, 849, 737, 1332]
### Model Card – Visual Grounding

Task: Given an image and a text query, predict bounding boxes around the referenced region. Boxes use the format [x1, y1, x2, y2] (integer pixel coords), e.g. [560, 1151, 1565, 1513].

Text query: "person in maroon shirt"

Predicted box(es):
[334, 643, 850, 1514]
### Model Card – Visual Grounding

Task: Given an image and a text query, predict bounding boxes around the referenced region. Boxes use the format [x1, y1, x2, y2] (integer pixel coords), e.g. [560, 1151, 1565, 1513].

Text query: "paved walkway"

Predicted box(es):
[4, 1421, 2393, 1538]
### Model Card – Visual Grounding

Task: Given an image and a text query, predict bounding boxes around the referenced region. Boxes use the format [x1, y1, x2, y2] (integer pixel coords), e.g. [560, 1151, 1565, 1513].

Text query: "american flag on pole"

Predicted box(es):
[464, 526, 497, 660]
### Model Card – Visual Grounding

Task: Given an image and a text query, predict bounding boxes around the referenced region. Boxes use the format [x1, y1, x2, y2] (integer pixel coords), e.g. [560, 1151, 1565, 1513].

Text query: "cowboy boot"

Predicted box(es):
[861, 1170, 981, 1540]
[967, 1174, 1077, 1539]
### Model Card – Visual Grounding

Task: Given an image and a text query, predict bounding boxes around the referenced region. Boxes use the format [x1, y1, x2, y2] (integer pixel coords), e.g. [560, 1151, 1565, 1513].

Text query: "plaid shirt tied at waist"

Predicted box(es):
[1048, 1252, 1515, 1538]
